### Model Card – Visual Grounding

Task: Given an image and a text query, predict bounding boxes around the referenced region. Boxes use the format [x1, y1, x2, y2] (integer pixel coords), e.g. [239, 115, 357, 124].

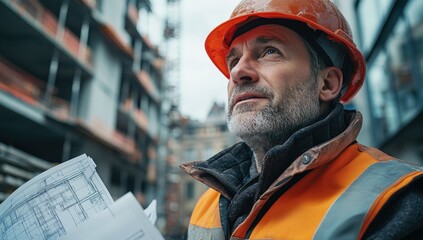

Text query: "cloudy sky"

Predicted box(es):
[151, 0, 239, 121]
[179, 0, 239, 121]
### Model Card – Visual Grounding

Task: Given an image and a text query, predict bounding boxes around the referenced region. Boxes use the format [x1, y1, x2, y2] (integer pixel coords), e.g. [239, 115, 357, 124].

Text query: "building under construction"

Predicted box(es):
[0, 0, 169, 227]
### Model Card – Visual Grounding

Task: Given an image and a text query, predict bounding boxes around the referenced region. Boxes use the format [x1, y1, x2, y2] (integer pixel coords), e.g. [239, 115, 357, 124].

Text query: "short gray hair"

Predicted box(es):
[303, 38, 327, 79]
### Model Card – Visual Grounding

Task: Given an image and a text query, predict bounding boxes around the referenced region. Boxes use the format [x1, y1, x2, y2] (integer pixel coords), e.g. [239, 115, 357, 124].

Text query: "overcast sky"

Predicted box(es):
[151, 0, 239, 121]
[179, 0, 239, 121]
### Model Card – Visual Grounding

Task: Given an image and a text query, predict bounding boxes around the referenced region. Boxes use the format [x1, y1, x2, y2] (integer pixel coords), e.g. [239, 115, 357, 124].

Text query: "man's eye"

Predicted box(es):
[264, 47, 278, 56]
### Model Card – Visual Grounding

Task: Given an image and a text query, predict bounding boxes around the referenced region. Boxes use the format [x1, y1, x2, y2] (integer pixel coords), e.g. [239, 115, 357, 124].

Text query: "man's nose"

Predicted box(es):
[229, 56, 259, 85]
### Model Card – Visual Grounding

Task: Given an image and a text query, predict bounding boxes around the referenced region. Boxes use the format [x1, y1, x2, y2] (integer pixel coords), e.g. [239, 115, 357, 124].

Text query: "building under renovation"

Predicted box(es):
[0, 0, 168, 226]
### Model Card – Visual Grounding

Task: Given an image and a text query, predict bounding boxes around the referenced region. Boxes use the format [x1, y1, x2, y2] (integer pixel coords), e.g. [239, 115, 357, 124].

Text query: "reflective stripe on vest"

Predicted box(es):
[313, 160, 420, 239]
[188, 224, 225, 240]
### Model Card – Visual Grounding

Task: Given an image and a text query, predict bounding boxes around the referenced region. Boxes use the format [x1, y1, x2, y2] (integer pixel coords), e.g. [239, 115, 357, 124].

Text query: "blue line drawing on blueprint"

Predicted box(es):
[0, 154, 114, 240]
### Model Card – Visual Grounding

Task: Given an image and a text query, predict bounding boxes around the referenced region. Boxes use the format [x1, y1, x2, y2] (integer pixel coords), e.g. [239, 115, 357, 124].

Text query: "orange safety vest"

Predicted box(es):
[188, 144, 423, 239]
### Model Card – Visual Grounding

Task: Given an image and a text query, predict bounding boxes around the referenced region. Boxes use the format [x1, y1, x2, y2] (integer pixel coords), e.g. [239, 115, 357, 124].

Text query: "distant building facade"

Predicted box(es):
[333, 0, 423, 162]
[166, 102, 239, 237]
[0, 0, 168, 229]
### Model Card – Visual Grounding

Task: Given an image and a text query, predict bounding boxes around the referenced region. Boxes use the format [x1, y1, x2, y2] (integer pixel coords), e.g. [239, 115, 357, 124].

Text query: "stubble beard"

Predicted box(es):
[227, 78, 321, 152]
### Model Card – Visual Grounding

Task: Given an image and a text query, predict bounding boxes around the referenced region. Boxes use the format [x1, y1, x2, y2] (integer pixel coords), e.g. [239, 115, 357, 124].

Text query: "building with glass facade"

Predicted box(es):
[334, 0, 423, 163]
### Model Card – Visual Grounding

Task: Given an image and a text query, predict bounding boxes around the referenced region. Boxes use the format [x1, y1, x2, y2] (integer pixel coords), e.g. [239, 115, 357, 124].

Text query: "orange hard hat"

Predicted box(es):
[205, 0, 366, 103]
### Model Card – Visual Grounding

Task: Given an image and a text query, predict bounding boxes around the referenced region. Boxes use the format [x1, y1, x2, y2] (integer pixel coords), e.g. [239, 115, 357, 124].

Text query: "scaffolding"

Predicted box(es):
[164, 0, 181, 111]
[161, 0, 184, 238]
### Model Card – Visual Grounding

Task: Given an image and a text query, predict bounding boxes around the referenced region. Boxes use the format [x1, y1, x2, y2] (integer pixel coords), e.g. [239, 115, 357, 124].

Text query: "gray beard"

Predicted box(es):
[227, 80, 321, 153]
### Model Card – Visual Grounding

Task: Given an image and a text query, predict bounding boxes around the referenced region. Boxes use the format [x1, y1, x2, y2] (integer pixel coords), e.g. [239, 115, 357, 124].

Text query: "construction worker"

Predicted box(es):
[180, 0, 423, 239]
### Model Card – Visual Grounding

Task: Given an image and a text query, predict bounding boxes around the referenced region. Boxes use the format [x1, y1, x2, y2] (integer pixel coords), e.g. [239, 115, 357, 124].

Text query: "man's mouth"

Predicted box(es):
[233, 92, 267, 106]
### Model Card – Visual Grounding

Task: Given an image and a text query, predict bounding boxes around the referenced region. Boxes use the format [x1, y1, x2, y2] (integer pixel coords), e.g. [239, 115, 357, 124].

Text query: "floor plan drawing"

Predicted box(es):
[0, 154, 114, 240]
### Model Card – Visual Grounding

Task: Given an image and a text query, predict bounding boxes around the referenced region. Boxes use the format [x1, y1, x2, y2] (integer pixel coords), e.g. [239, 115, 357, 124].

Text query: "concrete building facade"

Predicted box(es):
[167, 102, 239, 238]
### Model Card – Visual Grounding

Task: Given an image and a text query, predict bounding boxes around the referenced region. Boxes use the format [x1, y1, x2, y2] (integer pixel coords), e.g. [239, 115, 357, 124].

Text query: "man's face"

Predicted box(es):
[226, 24, 322, 143]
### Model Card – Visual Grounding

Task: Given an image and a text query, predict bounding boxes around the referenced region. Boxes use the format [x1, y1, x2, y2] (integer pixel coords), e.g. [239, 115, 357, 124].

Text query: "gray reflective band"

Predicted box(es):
[188, 224, 225, 240]
[313, 160, 420, 239]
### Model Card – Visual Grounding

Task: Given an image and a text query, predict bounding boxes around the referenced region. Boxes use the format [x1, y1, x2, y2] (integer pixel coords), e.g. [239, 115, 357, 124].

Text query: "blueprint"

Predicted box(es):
[0, 154, 114, 240]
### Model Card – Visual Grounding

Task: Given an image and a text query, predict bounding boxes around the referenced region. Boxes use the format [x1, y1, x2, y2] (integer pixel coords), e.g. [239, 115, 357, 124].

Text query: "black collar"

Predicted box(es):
[192, 104, 348, 199]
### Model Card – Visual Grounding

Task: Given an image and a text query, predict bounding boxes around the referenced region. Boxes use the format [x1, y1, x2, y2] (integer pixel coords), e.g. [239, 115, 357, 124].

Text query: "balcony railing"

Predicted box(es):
[135, 70, 160, 102]
[11, 0, 93, 68]
[120, 99, 152, 136]
[76, 118, 141, 161]
[0, 57, 45, 106]
[0, 57, 71, 120]
[133, 109, 149, 133]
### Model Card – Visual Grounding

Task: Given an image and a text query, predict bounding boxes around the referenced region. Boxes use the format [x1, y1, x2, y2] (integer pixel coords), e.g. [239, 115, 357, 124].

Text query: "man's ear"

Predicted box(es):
[318, 67, 343, 102]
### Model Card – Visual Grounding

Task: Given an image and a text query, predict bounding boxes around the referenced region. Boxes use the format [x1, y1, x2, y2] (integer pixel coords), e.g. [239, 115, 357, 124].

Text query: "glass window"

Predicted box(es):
[357, 0, 394, 52]
[368, 51, 400, 143]
[405, 0, 423, 102]
[386, 18, 419, 122]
